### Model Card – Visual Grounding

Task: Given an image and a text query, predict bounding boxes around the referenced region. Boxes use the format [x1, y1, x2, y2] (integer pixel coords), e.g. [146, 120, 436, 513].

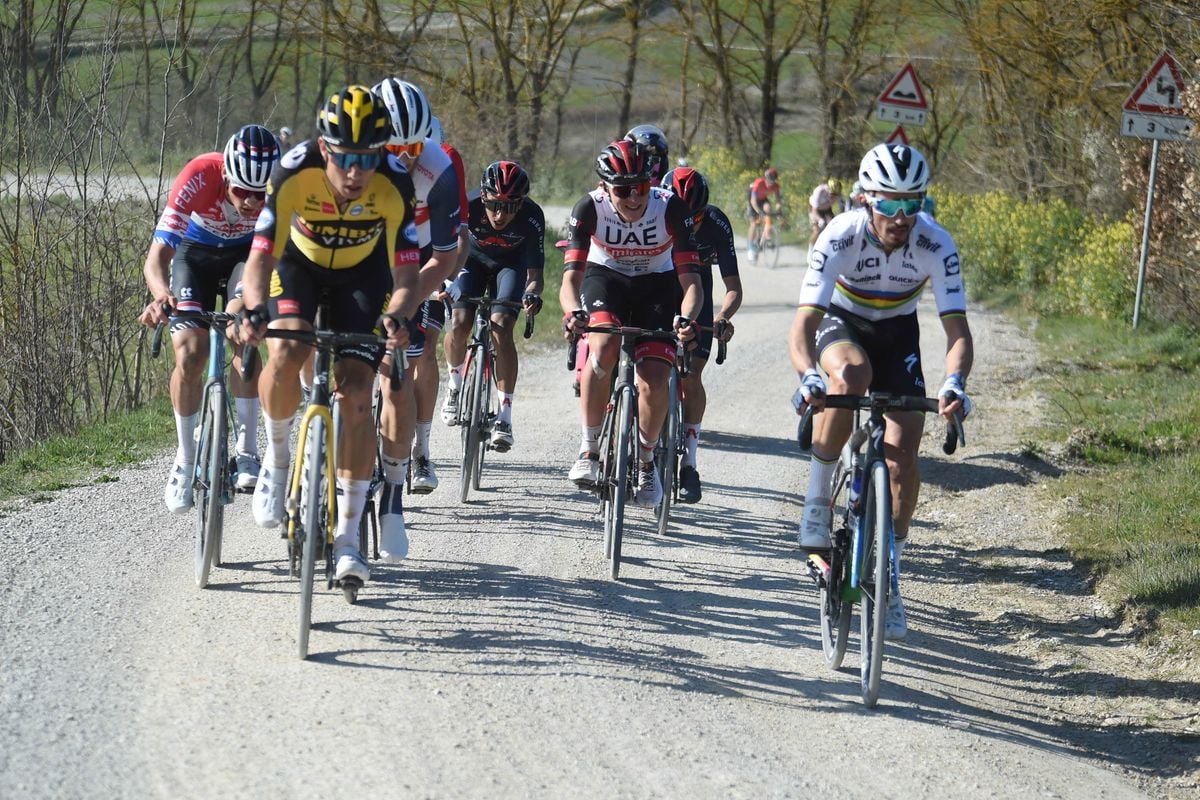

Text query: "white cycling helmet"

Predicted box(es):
[223, 124, 280, 190]
[373, 77, 433, 146]
[429, 116, 445, 146]
[858, 143, 930, 193]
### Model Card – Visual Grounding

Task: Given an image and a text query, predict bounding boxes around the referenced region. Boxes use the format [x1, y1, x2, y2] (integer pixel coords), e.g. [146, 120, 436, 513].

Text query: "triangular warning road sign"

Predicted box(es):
[1124, 51, 1186, 116]
[885, 126, 909, 145]
[877, 63, 928, 110]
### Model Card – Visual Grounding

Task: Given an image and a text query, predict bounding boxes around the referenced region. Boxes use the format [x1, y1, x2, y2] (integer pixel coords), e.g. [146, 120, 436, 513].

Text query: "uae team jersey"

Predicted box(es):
[564, 186, 700, 276]
[798, 208, 966, 322]
[152, 153, 261, 249]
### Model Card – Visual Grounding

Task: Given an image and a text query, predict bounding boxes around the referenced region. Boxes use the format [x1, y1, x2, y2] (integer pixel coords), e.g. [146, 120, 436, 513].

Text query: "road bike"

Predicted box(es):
[453, 294, 534, 503]
[150, 298, 254, 589]
[570, 324, 679, 580]
[750, 210, 783, 268]
[799, 393, 963, 707]
[653, 325, 727, 537]
[257, 307, 403, 659]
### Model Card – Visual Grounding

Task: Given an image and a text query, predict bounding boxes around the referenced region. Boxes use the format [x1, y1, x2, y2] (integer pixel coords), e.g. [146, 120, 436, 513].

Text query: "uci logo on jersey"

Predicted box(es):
[854, 256, 880, 272]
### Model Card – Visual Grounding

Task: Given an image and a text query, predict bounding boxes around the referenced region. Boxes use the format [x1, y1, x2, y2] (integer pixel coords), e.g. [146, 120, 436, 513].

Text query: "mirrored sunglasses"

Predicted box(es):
[328, 149, 382, 171]
[610, 181, 650, 198]
[482, 198, 522, 214]
[386, 141, 425, 159]
[869, 194, 924, 218]
[229, 185, 265, 202]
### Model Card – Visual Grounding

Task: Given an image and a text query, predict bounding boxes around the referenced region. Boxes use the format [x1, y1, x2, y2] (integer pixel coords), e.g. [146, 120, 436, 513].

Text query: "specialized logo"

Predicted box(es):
[904, 352, 919, 374]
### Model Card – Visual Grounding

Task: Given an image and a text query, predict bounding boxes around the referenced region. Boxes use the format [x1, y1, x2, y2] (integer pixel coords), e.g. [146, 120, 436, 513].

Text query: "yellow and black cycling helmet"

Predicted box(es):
[316, 85, 392, 149]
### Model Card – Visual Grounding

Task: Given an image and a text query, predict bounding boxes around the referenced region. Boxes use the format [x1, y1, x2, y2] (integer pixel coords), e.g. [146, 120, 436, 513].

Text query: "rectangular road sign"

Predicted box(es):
[1121, 111, 1193, 142]
[876, 104, 927, 126]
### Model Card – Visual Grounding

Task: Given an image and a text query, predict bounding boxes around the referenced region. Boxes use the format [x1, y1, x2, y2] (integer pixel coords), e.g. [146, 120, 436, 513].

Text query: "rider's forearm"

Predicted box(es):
[143, 242, 175, 298]
[525, 269, 544, 297]
[788, 309, 822, 375]
[560, 269, 583, 313]
[241, 251, 274, 311]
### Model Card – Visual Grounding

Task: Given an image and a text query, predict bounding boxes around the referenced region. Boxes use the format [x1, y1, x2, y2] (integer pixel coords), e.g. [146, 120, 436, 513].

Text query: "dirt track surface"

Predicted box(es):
[1, 234, 1197, 799]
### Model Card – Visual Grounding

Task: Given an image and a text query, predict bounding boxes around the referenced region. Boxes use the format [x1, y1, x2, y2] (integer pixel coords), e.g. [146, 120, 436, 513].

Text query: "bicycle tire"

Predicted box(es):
[765, 227, 781, 268]
[608, 386, 634, 580]
[194, 382, 226, 589]
[820, 459, 853, 668]
[473, 352, 494, 491]
[297, 415, 326, 660]
[598, 400, 619, 556]
[655, 369, 680, 537]
[859, 459, 892, 707]
[459, 347, 482, 502]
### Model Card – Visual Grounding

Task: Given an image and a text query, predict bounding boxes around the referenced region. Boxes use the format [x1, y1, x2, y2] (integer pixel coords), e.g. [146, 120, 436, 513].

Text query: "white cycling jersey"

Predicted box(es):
[798, 208, 966, 322]
[409, 140, 461, 254]
[564, 186, 699, 277]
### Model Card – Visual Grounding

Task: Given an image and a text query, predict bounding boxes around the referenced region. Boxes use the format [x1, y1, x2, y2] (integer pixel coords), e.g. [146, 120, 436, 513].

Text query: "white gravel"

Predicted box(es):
[1, 232, 1194, 799]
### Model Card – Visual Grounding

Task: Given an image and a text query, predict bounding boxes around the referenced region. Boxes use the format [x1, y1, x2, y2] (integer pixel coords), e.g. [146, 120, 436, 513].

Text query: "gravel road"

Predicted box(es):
[1, 230, 1196, 799]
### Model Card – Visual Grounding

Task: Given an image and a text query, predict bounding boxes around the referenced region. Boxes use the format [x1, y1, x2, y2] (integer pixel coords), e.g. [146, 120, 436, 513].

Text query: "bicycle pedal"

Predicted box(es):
[806, 553, 832, 585]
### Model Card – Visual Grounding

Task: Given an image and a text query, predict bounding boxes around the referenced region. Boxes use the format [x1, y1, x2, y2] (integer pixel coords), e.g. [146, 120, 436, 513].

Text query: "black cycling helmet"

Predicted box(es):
[595, 139, 653, 185]
[661, 166, 709, 213]
[481, 160, 530, 200]
[316, 84, 392, 148]
[624, 124, 669, 182]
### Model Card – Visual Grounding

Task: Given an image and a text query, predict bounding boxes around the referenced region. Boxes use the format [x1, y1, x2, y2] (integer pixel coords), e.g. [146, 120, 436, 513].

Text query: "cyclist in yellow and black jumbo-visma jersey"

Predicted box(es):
[255, 141, 420, 272]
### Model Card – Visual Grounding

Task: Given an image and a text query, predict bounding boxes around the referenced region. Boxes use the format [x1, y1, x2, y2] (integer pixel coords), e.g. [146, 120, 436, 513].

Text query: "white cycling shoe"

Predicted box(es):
[885, 590, 908, 640]
[377, 483, 409, 563]
[334, 546, 370, 583]
[164, 463, 194, 514]
[797, 500, 832, 550]
[633, 459, 662, 507]
[252, 466, 287, 528]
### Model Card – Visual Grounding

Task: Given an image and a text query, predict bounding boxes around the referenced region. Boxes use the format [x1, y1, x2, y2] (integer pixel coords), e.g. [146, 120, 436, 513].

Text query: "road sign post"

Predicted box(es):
[1119, 50, 1191, 328]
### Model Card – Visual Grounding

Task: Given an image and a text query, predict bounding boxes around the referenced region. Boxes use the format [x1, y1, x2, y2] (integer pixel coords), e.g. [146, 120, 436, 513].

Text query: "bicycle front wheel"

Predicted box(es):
[459, 347, 483, 502]
[474, 352, 495, 491]
[820, 457, 853, 668]
[859, 459, 892, 707]
[765, 227, 781, 268]
[607, 387, 634, 580]
[194, 382, 227, 589]
[655, 371, 680, 537]
[298, 415, 327, 660]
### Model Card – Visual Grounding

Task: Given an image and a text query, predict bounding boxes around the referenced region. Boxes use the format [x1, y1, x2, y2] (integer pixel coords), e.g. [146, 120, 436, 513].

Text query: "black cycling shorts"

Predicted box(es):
[169, 241, 249, 334]
[814, 308, 926, 397]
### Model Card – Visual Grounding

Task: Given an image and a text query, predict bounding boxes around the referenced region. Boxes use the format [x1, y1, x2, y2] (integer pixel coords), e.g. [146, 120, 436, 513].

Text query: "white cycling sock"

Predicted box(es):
[174, 412, 198, 467]
[638, 430, 656, 463]
[806, 451, 837, 501]
[235, 397, 259, 456]
[414, 421, 432, 458]
[262, 412, 292, 470]
[448, 364, 464, 392]
[498, 392, 514, 424]
[382, 454, 408, 485]
[333, 477, 370, 549]
[682, 422, 701, 467]
[580, 425, 601, 456]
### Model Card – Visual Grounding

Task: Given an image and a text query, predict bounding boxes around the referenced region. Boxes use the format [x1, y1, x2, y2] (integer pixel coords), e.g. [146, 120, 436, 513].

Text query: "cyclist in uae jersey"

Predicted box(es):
[746, 167, 782, 261]
[137, 124, 280, 514]
[442, 160, 545, 453]
[659, 167, 741, 505]
[371, 79, 466, 561]
[239, 85, 421, 586]
[789, 143, 974, 640]
[560, 139, 703, 507]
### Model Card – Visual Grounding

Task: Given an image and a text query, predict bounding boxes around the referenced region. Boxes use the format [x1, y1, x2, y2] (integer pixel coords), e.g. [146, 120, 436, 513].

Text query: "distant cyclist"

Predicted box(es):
[624, 124, 671, 187]
[746, 167, 781, 262]
[560, 139, 703, 506]
[659, 166, 741, 503]
[442, 161, 545, 451]
[807, 178, 840, 251]
[239, 85, 421, 586]
[138, 124, 280, 514]
[789, 143, 974, 640]
[372, 78, 466, 560]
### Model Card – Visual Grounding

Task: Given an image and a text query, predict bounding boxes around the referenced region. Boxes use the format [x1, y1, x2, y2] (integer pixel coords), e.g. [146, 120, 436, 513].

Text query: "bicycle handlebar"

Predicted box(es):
[460, 295, 536, 340]
[796, 392, 966, 455]
[252, 328, 406, 392]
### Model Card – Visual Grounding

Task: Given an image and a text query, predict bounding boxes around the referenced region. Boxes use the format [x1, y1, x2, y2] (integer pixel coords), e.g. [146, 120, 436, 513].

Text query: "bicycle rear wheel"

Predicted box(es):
[459, 346, 483, 502]
[194, 382, 227, 589]
[298, 415, 326, 660]
[859, 459, 892, 706]
[655, 370, 680, 537]
[604, 387, 634, 580]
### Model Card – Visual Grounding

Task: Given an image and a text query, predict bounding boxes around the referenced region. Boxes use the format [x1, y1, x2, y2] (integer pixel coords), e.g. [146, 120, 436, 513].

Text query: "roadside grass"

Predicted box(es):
[1033, 315, 1200, 646]
[0, 397, 174, 511]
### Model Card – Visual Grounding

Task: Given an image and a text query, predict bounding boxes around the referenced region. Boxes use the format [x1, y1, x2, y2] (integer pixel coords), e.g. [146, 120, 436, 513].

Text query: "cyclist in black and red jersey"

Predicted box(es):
[239, 85, 420, 586]
[560, 139, 703, 507]
[659, 166, 742, 504]
[442, 160, 545, 452]
[138, 124, 280, 514]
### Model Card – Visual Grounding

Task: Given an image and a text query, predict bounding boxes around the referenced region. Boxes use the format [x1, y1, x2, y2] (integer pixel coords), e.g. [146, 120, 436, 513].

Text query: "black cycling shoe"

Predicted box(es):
[678, 465, 702, 504]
